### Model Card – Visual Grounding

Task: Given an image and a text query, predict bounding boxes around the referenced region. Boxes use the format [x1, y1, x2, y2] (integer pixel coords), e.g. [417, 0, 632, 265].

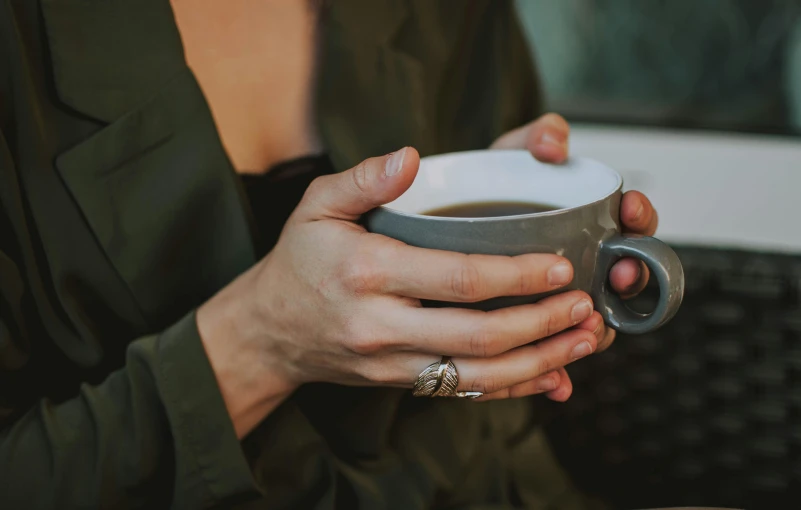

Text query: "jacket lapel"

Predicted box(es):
[41, 0, 256, 329]
[317, 0, 427, 171]
[41, 0, 187, 123]
[317, 0, 489, 171]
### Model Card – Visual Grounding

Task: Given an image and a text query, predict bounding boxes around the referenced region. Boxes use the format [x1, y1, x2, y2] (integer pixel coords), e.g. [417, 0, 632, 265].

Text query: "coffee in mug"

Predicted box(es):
[422, 200, 560, 218]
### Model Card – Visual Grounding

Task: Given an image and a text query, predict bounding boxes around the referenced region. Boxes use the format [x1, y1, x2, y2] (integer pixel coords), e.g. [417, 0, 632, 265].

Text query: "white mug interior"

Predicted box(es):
[383, 150, 622, 218]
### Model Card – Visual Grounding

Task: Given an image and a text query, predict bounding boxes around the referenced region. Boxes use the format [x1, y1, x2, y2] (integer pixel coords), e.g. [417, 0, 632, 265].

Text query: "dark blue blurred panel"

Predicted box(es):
[517, 0, 801, 136]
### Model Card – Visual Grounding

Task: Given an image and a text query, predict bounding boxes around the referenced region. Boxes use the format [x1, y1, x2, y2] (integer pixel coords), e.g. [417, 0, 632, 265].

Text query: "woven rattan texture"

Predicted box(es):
[544, 246, 801, 509]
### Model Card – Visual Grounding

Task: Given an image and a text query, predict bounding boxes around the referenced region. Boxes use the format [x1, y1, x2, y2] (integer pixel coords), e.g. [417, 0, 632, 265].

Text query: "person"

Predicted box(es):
[0, 1, 659, 508]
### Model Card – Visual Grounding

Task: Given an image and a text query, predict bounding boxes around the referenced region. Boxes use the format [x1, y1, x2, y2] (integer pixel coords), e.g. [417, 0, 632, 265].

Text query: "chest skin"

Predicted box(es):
[170, 0, 324, 174]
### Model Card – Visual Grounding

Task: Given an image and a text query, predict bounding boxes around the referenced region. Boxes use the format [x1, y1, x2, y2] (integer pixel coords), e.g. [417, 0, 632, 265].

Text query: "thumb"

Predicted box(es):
[294, 147, 419, 222]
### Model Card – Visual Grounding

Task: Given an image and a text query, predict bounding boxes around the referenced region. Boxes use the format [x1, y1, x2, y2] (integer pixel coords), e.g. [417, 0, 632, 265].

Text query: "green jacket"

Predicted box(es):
[0, 1, 591, 508]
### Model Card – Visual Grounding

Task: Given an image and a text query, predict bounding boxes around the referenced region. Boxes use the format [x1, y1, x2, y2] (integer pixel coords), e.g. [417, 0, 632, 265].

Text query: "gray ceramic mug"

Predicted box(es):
[364, 150, 684, 334]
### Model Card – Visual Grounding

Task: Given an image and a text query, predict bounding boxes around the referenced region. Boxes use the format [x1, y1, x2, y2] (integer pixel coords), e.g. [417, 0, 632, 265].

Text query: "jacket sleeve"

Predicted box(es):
[0, 308, 260, 509]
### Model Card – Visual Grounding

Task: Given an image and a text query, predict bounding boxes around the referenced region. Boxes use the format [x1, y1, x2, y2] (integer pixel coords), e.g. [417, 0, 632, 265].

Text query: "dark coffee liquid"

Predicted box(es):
[422, 201, 560, 218]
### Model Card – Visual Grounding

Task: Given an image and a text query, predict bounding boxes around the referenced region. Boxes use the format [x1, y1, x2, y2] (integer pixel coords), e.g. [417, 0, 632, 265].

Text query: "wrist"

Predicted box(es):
[197, 265, 297, 438]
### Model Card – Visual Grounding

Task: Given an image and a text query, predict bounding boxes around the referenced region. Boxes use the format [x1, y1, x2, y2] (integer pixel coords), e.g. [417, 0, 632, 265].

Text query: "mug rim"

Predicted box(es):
[376, 150, 623, 222]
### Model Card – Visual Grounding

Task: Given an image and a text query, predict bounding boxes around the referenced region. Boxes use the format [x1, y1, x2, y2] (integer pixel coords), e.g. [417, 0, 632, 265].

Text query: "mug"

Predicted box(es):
[364, 150, 684, 335]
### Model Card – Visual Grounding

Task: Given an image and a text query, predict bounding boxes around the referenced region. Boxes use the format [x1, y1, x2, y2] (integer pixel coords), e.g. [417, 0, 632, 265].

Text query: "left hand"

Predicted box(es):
[484, 113, 658, 402]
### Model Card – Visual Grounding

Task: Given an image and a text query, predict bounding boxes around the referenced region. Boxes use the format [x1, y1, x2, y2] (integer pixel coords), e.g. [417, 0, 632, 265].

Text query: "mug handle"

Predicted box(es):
[594, 235, 685, 335]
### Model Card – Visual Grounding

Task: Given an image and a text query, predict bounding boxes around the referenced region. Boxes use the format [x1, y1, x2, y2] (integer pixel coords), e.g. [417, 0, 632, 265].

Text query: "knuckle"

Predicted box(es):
[449, 260, 484, 301]
[347, 335, 384, 356]
[355, 361, 405, 386]
[294, 177, 327, 217]
[353, 363, 380, 383]
[467, 323, 498, 358]
[513, 259, 537, 296]
[534, 355, 555, 377]
[531, 309, 556, 339]
[339, 254, 384, 295]
[343, 323, 385, 356]
[529, 302, 562, 339]
[516, 254, 563, 294]
[493, 387, 513, 400]
[473, 373, 502, 394]
[351, 160, 371, 194]
[302, 176, 327, 203]
[543, 312, 557, 337]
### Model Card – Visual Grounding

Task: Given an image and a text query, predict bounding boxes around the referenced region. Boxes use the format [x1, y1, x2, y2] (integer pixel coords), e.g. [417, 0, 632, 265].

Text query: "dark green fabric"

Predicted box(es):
[316, 0, 542, 170]
[0, 0, 599, 508]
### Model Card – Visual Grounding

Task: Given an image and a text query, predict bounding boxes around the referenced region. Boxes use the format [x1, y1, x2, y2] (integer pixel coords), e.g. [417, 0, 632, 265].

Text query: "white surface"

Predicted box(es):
[569, 124, 801, 252]
[387, 150, 620, 217]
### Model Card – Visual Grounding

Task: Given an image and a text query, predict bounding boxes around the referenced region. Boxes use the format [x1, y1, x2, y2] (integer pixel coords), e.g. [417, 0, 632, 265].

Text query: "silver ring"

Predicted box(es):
[412, 356, 483, 398]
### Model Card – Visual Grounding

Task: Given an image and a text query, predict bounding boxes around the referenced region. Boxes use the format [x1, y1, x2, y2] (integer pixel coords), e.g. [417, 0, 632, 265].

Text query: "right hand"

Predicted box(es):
[198, 147, 606, 437]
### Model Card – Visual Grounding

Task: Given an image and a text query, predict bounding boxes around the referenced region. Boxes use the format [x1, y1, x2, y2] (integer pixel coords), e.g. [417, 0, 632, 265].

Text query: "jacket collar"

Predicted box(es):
[41, 0, 190, 123]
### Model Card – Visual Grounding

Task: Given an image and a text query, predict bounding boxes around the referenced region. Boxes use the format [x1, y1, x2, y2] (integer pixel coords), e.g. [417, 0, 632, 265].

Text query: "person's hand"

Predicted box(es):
[490, 113, 660, 397]
[490, 113, 658, 297]
[197, 147, 606, 437]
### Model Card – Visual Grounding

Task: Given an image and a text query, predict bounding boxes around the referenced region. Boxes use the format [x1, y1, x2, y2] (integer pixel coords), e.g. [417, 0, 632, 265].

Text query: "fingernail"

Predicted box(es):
[537, 377, 557, 392]
[571, 299, 593, 323]
[593, 321, 604, 337]
[385, 147, 407, 177]
[547, 262, 572, 286]
[540, 131, 566, 145]
[571, 341, 594, 360]
[633, 202, 644, 222]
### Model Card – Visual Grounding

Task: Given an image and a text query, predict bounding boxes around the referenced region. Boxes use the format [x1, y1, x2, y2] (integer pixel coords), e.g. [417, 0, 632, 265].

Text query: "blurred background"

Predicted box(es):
[519, 0, 801, 135]
[514, 1, 801, 509]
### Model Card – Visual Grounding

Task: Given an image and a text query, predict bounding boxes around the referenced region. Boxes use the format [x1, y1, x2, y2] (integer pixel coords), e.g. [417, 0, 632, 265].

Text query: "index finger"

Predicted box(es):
[365, 239, 574, 302]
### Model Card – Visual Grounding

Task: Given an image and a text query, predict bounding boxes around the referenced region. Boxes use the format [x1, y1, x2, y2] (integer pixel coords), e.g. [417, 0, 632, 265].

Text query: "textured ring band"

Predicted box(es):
[412, 356, 483, 398]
